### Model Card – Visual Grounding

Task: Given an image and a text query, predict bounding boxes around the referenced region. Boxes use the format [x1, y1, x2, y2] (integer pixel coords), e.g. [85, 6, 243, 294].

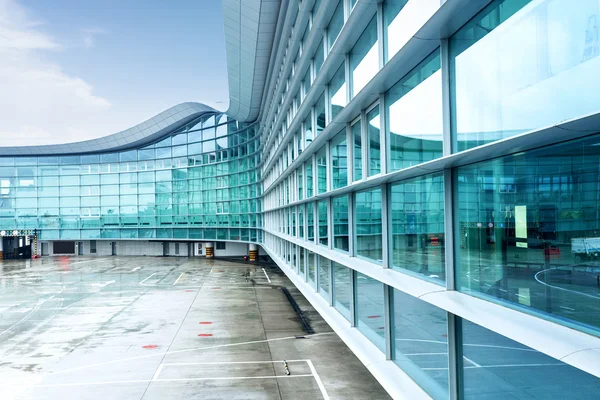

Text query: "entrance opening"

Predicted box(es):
[3, 236, 32, 259]
[111, 242, 117, 256]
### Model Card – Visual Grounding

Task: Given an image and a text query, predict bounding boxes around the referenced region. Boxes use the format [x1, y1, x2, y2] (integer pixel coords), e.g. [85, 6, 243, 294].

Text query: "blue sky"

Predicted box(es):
[0, 0, 229, 145]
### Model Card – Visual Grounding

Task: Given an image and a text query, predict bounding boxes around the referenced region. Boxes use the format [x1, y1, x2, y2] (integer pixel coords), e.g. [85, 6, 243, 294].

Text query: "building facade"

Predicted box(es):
[2, 0, 600, 398]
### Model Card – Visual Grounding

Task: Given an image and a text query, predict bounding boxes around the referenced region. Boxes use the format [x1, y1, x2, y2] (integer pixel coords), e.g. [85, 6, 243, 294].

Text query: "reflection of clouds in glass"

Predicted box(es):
[353, 44, 378, 96]
[331, 82, 346, 108]
[386, 0, 439, 60]
[455, 0, 600, 140]
[388, 70, 442, 140]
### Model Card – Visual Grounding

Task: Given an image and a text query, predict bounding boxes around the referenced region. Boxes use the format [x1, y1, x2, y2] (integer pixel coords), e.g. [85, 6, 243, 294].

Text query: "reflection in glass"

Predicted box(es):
[318, 199, 328, 246]
[450, 0, 600, 151]
[315, 94, 326, 136]
[392, 289, 448, 398]
[331, 130, 348, 189]
[355, 188, 382, 262]
[367, 106, 381, 176]
[350, 16, 379, 97]
[355, 272, 385, 351]
[352, 120, 362, 181]
[457, 133, 600, 333]
[387, 51, 442, 171]
[333, 261, 352, 321]
[462, 319, 600, 399]
[333, 195, 349, 252]
[329, 63, 346, 120]
[317, 146, 327, 194]
[318, 255, 330, 300]
[391, 173, 445, 281]
[328, 1, 344, 50]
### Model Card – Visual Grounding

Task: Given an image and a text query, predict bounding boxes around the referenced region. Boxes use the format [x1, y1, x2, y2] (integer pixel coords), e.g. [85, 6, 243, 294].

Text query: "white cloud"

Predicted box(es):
[0, 0, 115, 146]
[81, 27, 106, 49]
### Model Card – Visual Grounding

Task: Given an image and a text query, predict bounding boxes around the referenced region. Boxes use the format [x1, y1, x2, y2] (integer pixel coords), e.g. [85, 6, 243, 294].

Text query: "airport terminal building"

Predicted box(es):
[2, 0, 600, 398]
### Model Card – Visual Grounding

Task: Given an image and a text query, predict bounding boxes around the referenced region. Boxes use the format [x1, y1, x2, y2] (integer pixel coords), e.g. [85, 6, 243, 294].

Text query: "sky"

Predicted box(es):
[0, 0, 229, 146]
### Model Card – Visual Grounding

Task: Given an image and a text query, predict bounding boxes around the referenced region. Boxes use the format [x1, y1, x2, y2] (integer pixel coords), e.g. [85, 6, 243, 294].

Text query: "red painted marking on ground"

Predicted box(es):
[185, 290, 195, 292]
[199, 321, 212, 325]
[367, 315, 381, 319]
[212, 287, 221, 290]
[142, 345, 158, 349]
[216, 270, 225, 273]
[198, 333, 213, 337]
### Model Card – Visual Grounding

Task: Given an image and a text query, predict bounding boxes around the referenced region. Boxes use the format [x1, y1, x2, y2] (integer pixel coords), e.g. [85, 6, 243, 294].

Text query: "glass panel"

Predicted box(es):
[384, 0, 440, 62]
[304, 114, 313, 148]
[314, 38, 325, 77]
[391, 173, 445, 282]
[318, 199, 328, 246]
[457, 133, 600, 334]
[355, 272, 385, 351]
[305, 161, 313, 198]
[387, 50, 443, 171]
[356, 188, 382, 262]
[318, 255, 330, 300]
[332, 261, 352, 320]
[327, 1, 344, 50]
[329, 63, 346, 120]
[392, 289, 449, 398]
[352, 119, 362, 181]
[307, 202, 315, 242]
[331, 130, 348, 189]
[367, 106, 381, 176]
[315, 94, 326, 136]
[316, 146, 327, 194]
[308, 250, 317, 288]
[450, 0, 600, 151]
[462, 318, 600, 399]
[350, 16, 378, 97]
[333, 195, 349, 252]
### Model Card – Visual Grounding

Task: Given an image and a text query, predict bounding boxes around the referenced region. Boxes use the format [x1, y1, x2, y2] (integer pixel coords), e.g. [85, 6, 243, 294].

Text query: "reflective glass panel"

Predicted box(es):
[318, 199, 328, 246]
[387, 51, 443, 171]
[332, 261, 352, 321]
[367, 106, 381, 176]
[331, 130, 348, 189]
[329, 63, 346, 120]
[352, 119, 362, 181]
[391, 173, 445, 281]
[318, 255, 330, 300]
[317, 146, 327, 194]
[355, 188, 382, 262]
[333, 195, 349, 252]
[350, 16, 378, 97]
[355, 272, 385, 351]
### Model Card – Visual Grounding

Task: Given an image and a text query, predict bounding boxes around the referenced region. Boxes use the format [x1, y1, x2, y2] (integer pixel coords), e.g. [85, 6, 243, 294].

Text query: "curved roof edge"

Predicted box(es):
[0, 102, 218, 157]
[223, 0, 281, 122]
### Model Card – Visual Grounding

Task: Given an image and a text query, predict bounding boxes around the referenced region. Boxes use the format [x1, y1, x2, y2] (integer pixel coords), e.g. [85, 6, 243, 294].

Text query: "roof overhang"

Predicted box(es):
[223, 0, 281, 122]
[0, 102, 217, 156]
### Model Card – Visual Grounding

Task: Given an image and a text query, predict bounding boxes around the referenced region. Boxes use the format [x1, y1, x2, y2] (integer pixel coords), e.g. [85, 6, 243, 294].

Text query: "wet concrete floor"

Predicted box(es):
[0, 256, 391, 400]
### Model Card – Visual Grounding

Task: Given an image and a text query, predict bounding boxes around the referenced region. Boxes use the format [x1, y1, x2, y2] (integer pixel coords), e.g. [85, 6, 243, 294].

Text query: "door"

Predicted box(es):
[78, 241, 83, 255]
[41, 242, 49, 256]
[111, 242, 117, 256]
[163, 242, 169, 257]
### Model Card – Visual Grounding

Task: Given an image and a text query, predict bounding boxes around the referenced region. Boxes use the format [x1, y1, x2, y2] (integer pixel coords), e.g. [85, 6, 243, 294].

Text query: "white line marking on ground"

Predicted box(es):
[5, 375, 316, 389]
[0, 296, 48, 337]
[535, 268, 600, 300]
[139, 273, 157, 286]
[307, 359, 330, 400]
[151, 364, 164, 382]
[173, 273, 185, 286]
[162, 360, 308, 366]
[463, 356, 481, 368]
[131, 267, 141, 272]
[262, 268, 271, 283]
[48, 332, 336, 376]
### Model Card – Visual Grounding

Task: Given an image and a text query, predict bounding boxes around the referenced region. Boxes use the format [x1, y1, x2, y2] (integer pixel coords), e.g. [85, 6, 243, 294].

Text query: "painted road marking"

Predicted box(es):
[307, 359, 331, 400]
[131, 267, 141, 272]
[139, 273, 157, 286]
[262, 268, 271, 283]
[173, 273, 185, 286]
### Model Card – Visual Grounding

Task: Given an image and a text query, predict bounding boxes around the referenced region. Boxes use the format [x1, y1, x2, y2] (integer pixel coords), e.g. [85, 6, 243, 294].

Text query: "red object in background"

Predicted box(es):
[143, 345, 158, 349]
[199, 322, 212, 325]
[544, 246, 561, 256]
[198, 333, 213, 337]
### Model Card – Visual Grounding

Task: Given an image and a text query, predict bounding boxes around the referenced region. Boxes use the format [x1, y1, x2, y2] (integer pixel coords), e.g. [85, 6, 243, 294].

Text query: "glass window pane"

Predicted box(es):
[314, 38, 324, 77]
[318, 199, 328, 246]
[327, 1, 344, 50]
[331, 130, 348, 189]
[318, 255, 330, 300]
[317, 146, 327, 194]
[332, 262, 352, 321]
[392, 289, 449, 398]
[367, 106, 381, 176]
[308, 250, 316, 287]
[450, 0, 600, 151]
[333, 195, 349, 252]
[462, 318, 600, 399]
[352, 119, 362, 181]
[356, 272, 385, 351]
[350, 16, 379, 97]
[329, 63, 346, 120]
[356, 188, 382, 262]
[305, 161, 313, 198]
[391, 173, 445, 281]
[457, 133, 600, 334]
[307, 202, 315, 242]
[315, 94, 326, 136]
[387, 51, 443, 171]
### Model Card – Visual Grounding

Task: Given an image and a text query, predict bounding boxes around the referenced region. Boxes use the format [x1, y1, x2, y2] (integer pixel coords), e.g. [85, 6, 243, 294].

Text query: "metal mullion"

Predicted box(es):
[348, 190, 355, 256]
[361, 109, 368, 178]
[327, 196, 334, 250]
[441, 38, 453, 157]
[448, 312, 464, 400]
[379, 92, 388, 176]
[328, 256, 334, 306]
[350, 268, 357, 327]
[346, 122, 354, 183]
[384, 284, 393, 360]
